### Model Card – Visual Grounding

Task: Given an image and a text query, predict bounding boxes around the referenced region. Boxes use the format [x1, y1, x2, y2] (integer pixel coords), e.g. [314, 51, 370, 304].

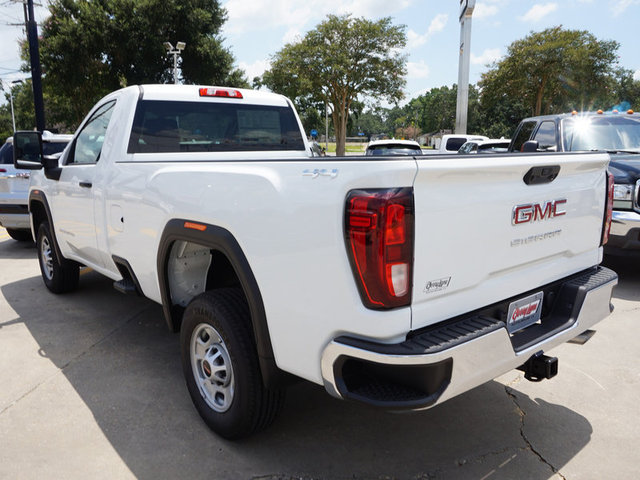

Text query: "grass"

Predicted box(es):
[322, 142, 366, 153]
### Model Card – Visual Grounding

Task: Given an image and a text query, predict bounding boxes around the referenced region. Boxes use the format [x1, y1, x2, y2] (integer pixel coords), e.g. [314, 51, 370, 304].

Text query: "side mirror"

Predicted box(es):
[521, 140, 539, 153]
[13, 131, 44, 169]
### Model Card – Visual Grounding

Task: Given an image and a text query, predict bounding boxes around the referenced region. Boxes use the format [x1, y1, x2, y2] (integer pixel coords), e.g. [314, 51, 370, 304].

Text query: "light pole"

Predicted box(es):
[455, 0, 476, 134]
[164, 41, 186, 84]
[2, 80, 22, 132]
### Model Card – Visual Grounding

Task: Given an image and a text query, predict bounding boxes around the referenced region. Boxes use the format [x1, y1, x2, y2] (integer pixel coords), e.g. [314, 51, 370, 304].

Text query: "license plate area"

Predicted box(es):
[506, 291, 543, 333]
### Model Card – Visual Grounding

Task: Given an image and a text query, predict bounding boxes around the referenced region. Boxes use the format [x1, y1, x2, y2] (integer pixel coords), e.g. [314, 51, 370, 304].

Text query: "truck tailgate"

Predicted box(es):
[411, 152, 610, 330]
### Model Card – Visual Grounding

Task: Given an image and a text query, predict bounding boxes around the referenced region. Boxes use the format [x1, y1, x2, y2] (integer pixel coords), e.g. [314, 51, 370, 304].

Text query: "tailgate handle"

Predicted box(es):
[79, 181, 93, 188]
[523, 165, 560, 185]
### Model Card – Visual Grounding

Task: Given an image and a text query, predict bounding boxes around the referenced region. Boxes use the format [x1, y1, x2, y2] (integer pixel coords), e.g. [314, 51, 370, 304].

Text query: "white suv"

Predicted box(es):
[0, 131, 72, 241]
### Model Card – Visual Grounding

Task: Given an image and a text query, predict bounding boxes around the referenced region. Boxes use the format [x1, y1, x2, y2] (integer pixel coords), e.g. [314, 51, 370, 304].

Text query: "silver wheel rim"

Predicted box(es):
[40, 235, 54, 280]
[190, 323, 234, 413]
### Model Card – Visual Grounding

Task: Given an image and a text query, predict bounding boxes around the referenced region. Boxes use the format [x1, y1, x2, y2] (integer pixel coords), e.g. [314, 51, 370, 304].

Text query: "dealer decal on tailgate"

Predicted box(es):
[506, 291, 543, 333]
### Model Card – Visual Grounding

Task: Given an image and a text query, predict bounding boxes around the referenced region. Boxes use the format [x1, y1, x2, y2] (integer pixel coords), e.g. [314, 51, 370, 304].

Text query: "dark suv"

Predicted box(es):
[508, 111, 640, 256]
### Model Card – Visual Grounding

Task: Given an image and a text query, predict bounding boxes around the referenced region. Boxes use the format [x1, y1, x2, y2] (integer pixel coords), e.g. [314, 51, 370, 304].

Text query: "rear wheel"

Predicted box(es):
[6, 228, 32, 242]
[180, 288, 285, 439]
[37, 221, 79, 293]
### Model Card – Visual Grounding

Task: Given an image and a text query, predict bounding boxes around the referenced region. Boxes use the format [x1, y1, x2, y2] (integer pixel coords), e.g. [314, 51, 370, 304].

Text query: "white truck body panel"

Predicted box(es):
[21, 85, 616, 424]
[411, 153, 608, 331]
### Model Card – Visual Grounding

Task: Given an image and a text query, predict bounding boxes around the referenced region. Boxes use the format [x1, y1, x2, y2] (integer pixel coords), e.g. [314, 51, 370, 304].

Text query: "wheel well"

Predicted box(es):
[166, 240, 241, 313]
[30, 200, 47, 232]
[157, 220, 287, 388]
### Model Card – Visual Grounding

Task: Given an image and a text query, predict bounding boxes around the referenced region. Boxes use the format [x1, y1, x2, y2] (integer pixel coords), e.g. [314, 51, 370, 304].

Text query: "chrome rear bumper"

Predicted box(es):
[321, 266, 617, 409]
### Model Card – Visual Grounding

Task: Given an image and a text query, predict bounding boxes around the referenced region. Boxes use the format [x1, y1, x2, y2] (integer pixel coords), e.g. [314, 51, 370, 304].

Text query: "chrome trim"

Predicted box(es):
[0, 173, 28, 180]
[610, 209, 640, 237]
[321, 275, 617, 406]
[635, 179, 640, 212]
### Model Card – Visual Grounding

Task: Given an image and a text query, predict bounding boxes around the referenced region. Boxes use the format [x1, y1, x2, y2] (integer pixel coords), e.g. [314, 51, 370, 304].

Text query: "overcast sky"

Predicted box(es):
[2, 0, 640, 106]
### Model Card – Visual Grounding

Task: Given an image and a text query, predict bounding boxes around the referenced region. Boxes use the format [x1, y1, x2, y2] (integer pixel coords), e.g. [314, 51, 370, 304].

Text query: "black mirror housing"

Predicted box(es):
[521, 140, 540, 153]
[13, 131, 44, 169]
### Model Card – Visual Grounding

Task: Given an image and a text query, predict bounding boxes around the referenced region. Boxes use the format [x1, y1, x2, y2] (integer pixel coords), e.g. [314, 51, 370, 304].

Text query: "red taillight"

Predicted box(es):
[601, 172, 614, 246]
[345, 188, 414, 309]
[0, 168, 6, 173]
[199, 87, 243, 99]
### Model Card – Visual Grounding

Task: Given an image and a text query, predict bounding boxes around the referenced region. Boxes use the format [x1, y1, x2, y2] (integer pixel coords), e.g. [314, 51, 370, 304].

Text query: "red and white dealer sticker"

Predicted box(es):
[506, 291, 544, 333]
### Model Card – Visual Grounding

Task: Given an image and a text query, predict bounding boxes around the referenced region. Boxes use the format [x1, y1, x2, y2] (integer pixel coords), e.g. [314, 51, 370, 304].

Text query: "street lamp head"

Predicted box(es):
[163, 42, 173, 51]
[176, 41, 186, 51]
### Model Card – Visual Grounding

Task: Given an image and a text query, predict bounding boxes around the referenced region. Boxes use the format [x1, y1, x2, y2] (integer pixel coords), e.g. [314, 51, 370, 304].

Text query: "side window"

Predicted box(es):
[445, 137, 468, 151]
[511, 121, 537, 152]
[533, 121, 557, 150]
[67, 101, 116, 165]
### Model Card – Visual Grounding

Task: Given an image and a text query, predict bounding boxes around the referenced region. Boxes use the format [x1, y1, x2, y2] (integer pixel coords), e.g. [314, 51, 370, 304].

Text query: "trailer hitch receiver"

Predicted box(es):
[518, 351, 558, 382]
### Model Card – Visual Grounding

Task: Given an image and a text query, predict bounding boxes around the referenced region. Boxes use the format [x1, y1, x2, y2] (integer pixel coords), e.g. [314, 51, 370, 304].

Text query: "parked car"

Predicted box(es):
[458, 139, 511, 154]
[423, 134, 489, 154]
[0, 131, 72, 241]
[365, 139, 423, 155]
[508, 110, 640, 256]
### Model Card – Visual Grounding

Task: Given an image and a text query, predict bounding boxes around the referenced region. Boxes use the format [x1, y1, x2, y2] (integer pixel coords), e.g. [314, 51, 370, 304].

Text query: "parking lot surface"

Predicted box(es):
[1, 226, 638, 480]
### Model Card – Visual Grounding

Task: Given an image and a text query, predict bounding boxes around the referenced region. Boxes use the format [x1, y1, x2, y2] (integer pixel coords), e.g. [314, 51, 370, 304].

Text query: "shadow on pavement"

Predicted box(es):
[1, 271, 594, 480]
[602, 255, 640, 302]
[0, 237, 36, 260]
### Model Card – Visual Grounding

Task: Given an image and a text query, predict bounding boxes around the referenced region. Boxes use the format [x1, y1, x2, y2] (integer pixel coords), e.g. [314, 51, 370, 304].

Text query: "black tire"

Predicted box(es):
[6, 228, 33, 242]
[36, 221, 79, 294]
[180, 288, 285, 439]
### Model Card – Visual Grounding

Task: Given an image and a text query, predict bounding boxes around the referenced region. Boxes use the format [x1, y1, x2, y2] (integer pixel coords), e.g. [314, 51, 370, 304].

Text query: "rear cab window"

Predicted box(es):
[127, 100, 305, 154]
[444, 137, 469, 151]
[511, 121, 537, 152]
[533, 121, 557, 150]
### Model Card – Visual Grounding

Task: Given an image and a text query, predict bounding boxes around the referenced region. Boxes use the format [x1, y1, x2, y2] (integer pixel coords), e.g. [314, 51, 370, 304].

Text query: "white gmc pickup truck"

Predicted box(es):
[13, 85, 618, 439]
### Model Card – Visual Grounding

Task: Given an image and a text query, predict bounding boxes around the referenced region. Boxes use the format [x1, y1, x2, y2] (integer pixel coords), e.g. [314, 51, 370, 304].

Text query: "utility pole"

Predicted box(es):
[23, 0, 46, 132]
[455, 0, 475, 134]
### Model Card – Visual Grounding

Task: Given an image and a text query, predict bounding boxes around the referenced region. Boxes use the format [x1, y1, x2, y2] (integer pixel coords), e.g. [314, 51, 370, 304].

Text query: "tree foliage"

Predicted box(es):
[261, 14, 406, 156]
[1, 81, 37, 141]
[479, 26, 620, 121]
[37, 0, 247, 129]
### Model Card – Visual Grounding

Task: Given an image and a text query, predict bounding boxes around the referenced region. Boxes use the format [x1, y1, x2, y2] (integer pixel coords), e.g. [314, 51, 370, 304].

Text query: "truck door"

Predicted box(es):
[52, 100, 116, 268]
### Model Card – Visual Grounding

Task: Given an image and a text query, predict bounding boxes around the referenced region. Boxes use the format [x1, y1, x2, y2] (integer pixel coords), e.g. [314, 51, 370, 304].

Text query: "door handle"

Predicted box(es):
[79, 181, 93, 188]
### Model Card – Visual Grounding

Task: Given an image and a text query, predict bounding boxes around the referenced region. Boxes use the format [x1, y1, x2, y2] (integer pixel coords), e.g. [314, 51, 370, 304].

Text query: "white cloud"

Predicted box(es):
[238, 59, 270, 81]
[474, 3, 500, 19]
[407, 14, 448, 49]
[282, 28, 302, 45]
[518, 3, 558, 23]
[224, 0, 411, 35]
[611, 0, 640, 16]
[471, 48, 502, 66]
[224, 0, 315, 34]
[634, 69, 640, 81]
[407, 61, 430, 79]
[335, 0, 411, 16]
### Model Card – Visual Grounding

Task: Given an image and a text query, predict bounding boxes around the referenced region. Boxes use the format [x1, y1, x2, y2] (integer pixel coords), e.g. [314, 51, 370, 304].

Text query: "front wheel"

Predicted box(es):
[180, 288, 285, 439]
[37, 221, 79, 293]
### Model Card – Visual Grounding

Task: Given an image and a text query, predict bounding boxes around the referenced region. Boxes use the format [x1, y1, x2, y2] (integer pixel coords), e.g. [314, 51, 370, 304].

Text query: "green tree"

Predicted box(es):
[1, 81, 38, 140]
[609, 68, 640, 111]
[479, 26, 619, 119]
[261, 14, 407, 156]
[38, 0, 247, 129]
[400, 84, 483, 138]
[356, 106, 389, 138]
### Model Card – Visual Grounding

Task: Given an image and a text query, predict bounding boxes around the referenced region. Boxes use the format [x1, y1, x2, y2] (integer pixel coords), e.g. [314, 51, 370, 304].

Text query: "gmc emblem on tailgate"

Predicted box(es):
[512, 199, 567, 225]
